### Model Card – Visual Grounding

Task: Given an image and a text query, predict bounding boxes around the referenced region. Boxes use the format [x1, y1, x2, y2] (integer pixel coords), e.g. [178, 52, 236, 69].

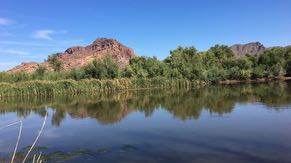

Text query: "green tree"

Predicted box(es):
[70, 68, 85, 80]
[127, 56, 169, 78]
[283, 46, 291, 76]
[207, 45, 234, 65]
[34, 65, 46, 79]
[122, 65, 134, 78]
[84, 55, 119, 79]
[48, 54, 63, 72]
[258, 47, 285, 77]
[251, 66, 266, 79]
[164, 46, 198, 79]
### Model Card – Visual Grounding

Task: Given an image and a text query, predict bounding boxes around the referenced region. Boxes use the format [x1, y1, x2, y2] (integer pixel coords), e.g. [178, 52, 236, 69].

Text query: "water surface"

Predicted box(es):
[1, 82, 291, 163]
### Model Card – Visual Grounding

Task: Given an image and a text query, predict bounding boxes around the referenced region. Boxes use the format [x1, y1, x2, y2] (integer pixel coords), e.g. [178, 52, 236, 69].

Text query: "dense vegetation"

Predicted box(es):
[0, 78, 195, 97]
[0, 44, 291, 96]
[1, 45, 291, 83]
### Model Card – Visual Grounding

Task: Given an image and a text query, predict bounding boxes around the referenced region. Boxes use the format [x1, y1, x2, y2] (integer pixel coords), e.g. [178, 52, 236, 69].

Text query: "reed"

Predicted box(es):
[0, 78, 205, 97]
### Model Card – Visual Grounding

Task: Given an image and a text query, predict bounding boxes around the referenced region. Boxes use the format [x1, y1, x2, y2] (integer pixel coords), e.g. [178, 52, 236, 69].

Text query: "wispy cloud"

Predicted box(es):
[0, 61, 21, 71]
[0, 49, 29, 55]
[33, 30, 54, 40]
[0, 39, 84, 47]
[0, 40, 55, 47]
[0, 17, 13, 26]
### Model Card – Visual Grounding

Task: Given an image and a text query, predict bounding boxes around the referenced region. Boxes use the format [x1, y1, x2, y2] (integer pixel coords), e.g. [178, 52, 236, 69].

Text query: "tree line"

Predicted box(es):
[1, 44, 291, 83]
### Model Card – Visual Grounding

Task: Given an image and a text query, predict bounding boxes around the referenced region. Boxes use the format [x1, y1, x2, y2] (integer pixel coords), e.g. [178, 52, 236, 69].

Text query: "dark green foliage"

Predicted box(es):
[33, 66, 47, 79]
[83, 55, 119, 79]
[165, 47, 198, 80]
[124, 56, 169, 78]
[283, 46, 291, 76]
[1, 44, 291, 96]
[207, 68, 228, 81]
[48, 54, 63, 72]
[286, 60, 291, 76]
[258, 48, 285, 66]
[69, 69, 85, 81]
[257, 47, 286, 77]
[208, 45, 234, 62]
[121, 65, 134, 78]
[251, 66, 265, 79]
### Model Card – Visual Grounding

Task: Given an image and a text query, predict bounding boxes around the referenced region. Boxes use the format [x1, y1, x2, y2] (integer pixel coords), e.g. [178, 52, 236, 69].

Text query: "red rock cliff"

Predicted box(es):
[8, 38, 136, 73]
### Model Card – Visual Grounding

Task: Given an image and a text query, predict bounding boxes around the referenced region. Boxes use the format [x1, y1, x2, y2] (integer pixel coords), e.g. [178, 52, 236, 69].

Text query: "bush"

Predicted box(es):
[252, 66, 266, 79]
[48, 54, 63, 72]
[70, 69, 85, 80]
[207, 68, 227, 82]
[33, 66, 47, 80]
[83, 55, 119, 79]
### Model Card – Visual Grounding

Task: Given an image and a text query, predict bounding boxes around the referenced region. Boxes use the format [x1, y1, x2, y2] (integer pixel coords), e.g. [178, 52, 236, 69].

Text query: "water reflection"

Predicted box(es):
[0, 81, 291, 126]
[1, 82, 291, 163]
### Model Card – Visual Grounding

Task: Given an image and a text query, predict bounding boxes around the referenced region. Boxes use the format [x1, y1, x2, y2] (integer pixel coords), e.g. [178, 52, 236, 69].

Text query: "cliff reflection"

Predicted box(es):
[0, 81, 291, 126]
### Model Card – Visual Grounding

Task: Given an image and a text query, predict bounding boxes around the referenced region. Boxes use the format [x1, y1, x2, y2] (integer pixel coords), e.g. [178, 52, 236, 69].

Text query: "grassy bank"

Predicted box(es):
[2, 76, 291, 98]
[0, 78, 207, 97]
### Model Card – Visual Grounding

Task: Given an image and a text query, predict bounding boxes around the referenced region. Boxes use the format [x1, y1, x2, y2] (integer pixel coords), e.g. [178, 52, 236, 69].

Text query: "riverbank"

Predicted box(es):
[1, 77, 291, 98]
[0, 78, 206, 98]
[218, 76, 291, 84]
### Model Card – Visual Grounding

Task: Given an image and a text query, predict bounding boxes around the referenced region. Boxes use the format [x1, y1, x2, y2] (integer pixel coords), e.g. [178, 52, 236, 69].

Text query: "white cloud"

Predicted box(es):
[0, 18, 13, 26]
[0, 49, 30, 55]
[0, 39, 84, 47]
[33, 30, 54, 40]
[0, 40, 56, 47]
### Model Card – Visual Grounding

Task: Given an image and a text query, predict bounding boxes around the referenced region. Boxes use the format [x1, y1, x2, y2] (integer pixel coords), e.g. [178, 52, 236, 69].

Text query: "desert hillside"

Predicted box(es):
[8, 38, 136, 73]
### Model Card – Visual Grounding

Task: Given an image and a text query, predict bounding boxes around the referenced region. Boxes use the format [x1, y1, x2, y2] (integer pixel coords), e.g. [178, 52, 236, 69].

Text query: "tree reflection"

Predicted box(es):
[1, 81, 291, 126]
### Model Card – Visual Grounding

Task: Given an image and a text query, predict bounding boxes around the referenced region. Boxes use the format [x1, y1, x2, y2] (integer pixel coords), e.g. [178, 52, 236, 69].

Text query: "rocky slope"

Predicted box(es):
[8, 38, 136, 73]
[231, 42, 265, 56]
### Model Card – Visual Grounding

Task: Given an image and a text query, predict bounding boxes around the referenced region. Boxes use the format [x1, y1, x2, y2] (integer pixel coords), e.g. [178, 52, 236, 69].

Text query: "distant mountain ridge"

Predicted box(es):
[230, 42, 265, 56]
[8, 39, 286, 73]
[8, 38, 136, 73]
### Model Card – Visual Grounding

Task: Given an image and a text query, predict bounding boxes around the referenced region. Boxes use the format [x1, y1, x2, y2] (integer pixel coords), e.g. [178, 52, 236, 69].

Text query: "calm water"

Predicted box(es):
[1, 82, 291, 163]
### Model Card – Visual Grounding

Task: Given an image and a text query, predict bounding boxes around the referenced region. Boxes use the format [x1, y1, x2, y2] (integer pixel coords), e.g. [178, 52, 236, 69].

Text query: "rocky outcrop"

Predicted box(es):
[231, 42, 265, 56]
[8, 62, 40, 74]
[8, 38, 136, 73]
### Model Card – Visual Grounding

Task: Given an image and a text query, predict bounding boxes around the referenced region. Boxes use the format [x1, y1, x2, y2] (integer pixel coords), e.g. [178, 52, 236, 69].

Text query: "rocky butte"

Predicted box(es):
[8, 38, 136, 73]
[8, 40, 272, 73]
[231, 42, 265, 56]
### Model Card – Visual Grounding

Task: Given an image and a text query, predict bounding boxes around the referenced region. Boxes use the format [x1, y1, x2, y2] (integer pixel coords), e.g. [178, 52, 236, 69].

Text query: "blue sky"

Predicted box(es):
[0, 0, 291, 71]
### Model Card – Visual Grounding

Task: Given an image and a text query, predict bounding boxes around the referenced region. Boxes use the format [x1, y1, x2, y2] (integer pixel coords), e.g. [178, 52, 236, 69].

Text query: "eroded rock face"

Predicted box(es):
[8, 62, 40, 74]
[231, 42, 265, 56]
[8, 38, 136, 73]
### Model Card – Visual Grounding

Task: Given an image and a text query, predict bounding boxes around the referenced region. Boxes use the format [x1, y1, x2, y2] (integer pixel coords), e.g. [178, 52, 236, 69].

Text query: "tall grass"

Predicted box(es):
[0, 78, 206, 97]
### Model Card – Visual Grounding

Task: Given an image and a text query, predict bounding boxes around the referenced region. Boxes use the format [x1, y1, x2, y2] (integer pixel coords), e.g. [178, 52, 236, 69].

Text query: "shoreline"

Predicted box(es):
[0, 77, 291, 98]
[0, 78, 193, 98]
[218, 76, 291, 84]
